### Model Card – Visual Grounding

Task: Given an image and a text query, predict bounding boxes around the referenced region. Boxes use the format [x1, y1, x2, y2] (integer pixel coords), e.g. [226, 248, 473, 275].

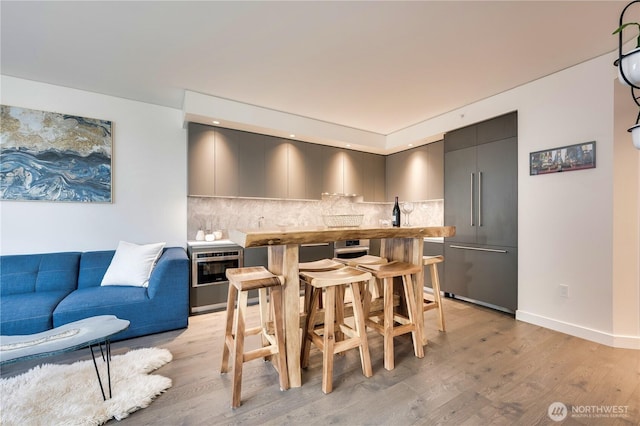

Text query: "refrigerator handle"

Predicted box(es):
[470, 173, 475, 226]
[478, 171, 483, 227]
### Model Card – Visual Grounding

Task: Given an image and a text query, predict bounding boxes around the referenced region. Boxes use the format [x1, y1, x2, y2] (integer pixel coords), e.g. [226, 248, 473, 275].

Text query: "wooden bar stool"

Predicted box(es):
[357, 261, 424, 371]
[423, 255, 446, 332]
[299, 258, 344, 311]
[221, 267, 289, 408]
[300, 267, 373, 394]
[334, 255, 387, 301]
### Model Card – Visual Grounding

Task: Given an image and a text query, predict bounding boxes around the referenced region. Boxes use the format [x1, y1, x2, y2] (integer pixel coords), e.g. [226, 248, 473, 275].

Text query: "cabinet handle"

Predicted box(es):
[449, 245, 508, 253]
[478, 171, 483, 227]
[470, 173, 475, 227]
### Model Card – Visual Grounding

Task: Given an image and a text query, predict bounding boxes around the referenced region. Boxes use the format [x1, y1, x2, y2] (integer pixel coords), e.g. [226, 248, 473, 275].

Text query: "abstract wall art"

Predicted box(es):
[0, 105, 112, 202]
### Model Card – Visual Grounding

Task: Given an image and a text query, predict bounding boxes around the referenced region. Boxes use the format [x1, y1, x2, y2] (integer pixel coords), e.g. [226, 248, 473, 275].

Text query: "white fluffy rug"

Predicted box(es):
[0, 347, 172, 425]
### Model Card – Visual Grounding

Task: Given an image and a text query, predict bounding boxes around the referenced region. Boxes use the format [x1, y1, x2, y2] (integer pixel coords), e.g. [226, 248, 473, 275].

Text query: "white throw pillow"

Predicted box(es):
[100, 241, 166, 288]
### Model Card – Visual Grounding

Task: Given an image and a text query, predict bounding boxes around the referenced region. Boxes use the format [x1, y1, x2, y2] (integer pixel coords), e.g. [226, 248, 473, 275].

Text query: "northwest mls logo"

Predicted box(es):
[548, 402, 568, 422]
[548, 402, 630, 421]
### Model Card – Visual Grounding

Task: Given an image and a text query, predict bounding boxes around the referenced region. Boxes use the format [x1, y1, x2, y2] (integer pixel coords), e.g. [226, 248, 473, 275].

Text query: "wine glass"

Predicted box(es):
[401, 202, 414, 226]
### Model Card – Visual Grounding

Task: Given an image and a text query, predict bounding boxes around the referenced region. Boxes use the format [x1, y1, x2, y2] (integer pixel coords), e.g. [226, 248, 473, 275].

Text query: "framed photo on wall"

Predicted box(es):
[0, 105, 112, 202]
[529, 141, 596, 176]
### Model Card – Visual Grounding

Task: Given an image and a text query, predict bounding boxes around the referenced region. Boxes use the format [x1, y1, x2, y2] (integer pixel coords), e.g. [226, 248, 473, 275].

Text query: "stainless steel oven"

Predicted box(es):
[334, 239, 370, 259]
[188, 243, 244, 314]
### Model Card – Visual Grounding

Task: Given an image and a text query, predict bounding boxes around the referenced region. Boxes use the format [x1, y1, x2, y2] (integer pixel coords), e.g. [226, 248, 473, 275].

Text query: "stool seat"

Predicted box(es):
[422, 255, 444, 266]
[226, 266, 284, 291]
[357, 261, 422, 278]
[301, 267, 373, 394]
[221, 266, 288, 408]
[333, 255, 388, 267]
[299, 258, 345, 272]
[422, 255, 446, 332]
[300, 267, 371, 288]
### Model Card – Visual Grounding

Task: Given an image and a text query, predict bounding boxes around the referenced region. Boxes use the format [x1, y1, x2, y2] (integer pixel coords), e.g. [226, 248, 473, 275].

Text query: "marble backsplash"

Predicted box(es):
[187, 195, 443, 241]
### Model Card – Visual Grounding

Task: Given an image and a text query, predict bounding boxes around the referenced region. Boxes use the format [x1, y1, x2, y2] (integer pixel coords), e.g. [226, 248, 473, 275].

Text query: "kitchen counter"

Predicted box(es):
[187, 239, 239, 248]
[229, 226, 455, 248]
[227, 225, 455, 389]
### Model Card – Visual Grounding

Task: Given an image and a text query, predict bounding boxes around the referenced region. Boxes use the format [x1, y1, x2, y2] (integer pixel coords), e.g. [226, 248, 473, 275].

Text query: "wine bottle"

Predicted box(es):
[392, 196, 401, 227]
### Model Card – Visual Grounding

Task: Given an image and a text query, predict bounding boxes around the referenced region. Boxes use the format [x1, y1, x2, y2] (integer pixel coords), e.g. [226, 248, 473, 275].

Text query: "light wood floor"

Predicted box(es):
[2, 297, 639, 425]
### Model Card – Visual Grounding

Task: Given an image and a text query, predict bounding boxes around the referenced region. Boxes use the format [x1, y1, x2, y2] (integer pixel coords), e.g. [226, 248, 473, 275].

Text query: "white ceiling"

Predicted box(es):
[0, 1, 632, 136]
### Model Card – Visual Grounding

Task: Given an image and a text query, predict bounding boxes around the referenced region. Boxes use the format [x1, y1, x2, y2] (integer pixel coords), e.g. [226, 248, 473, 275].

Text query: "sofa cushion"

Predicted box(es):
[100, 241, 166, 288]
[77, 251, 114, 289]
[0, 252, 81, 296]
[1, 291, 71, 335]
[53, 286, 155, 340]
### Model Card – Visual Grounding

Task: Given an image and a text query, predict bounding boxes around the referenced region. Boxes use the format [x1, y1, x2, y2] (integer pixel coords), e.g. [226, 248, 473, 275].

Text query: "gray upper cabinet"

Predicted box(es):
[237, 131, 266, 198]
[213, 128, 239, 196]
[426, 141, 444, 199]
[385, 141, 443, 202]
[319, 147, 382, 200]
[302, 142, 324, 200]
[385, 148, 409, 201]
[187, 125, 385, 201]
[362, 152, 386, 202]
[287, 140, 307, 199]
[343, 150, 364, 196]
[476, 110, 517, 145]
[187, 123, 215, 196]
[321, 146, 344, 194]
[264, 137, 287, 199]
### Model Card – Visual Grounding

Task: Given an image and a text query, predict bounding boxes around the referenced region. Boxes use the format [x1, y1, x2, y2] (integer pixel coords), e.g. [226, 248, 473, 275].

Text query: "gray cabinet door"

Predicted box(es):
[476, 137, 518, 247]
[237, 131, 266, 198]
[362, 152, 386, 202]
[426, 141, 444, 200]
[476, 111, 517, 145]
[299, 243, 333, 262]
[322, 146, 344, 194]
[214, 128, 239, 196]
[287, 140, 306, 199]
[444, 137, 517, 247]
[444, 244, 517, 311]
[264, 137, 287, 199]
[343, 150, 364, 196]
[386, 144, 440, 202]
[385, 149, 408, 201]
[444, 146, 477, 243]
[304, 143, 323, 200]
[244, 247, 268, 267]
[187, 123, 215, 196]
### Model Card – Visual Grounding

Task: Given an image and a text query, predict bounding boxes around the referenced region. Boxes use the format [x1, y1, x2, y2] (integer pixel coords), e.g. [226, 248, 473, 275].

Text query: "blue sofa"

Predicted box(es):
[0, 247, 189, 341]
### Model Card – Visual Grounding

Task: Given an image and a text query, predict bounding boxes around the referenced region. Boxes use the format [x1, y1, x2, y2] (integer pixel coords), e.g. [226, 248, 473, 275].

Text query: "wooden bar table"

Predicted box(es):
[228, 225, 456, 388]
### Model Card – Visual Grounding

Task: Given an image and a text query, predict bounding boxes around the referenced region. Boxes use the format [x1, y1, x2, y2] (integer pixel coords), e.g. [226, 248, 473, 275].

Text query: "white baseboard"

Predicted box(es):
[516, 310, 640, 350]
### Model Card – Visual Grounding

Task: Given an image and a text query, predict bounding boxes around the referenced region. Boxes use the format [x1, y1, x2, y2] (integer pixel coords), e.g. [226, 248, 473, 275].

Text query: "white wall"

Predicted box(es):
[0, 76, 187, 254]
[391, 52, 640, 349]
[612, 80, 640, 344]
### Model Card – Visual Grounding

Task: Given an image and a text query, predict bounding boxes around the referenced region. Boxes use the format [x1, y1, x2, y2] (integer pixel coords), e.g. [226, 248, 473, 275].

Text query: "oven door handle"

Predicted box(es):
[334, 246, 370, 254]
[194, 255, 241, 262]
